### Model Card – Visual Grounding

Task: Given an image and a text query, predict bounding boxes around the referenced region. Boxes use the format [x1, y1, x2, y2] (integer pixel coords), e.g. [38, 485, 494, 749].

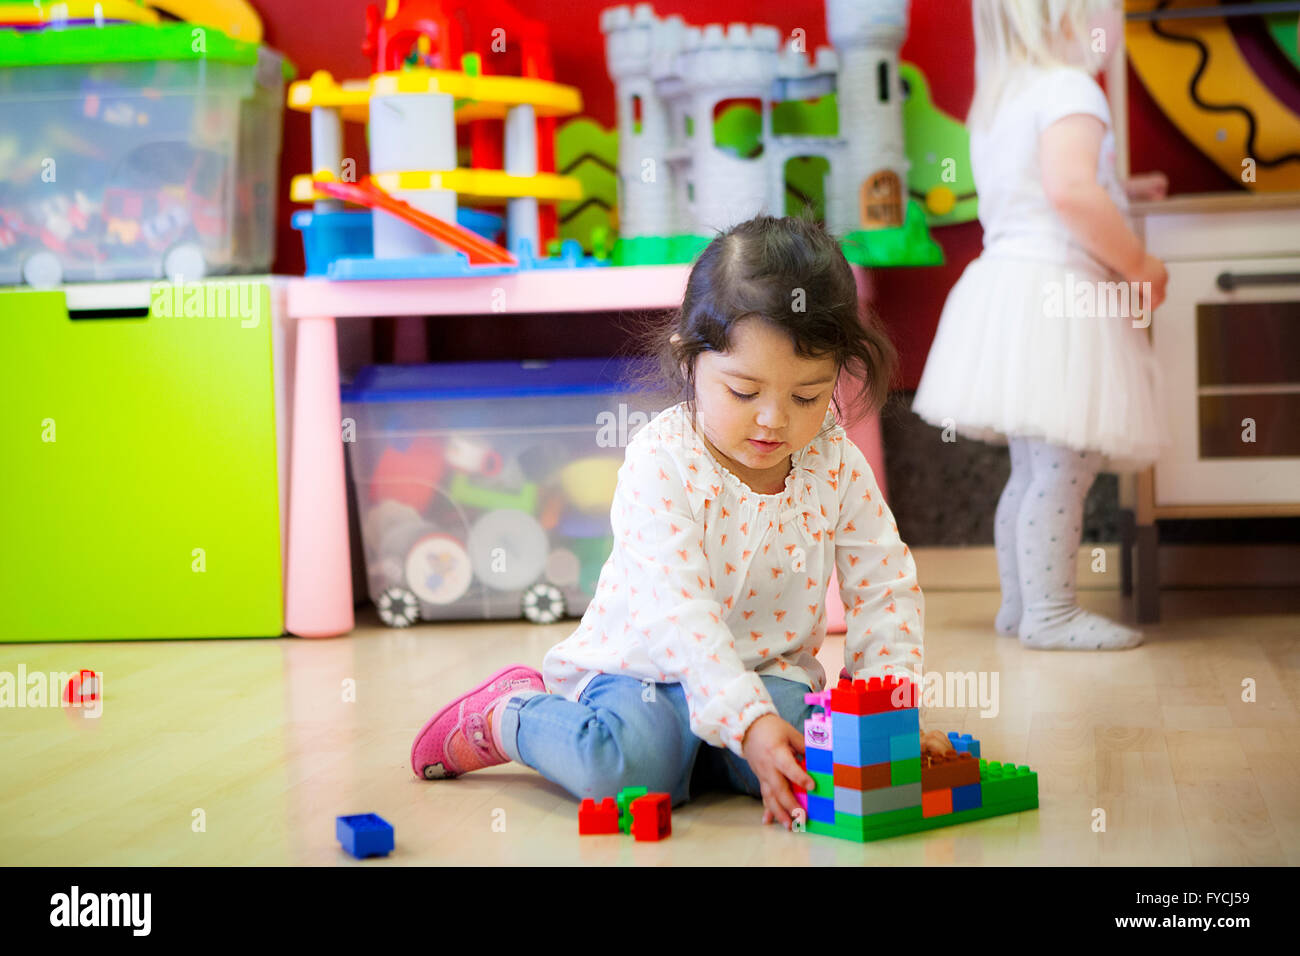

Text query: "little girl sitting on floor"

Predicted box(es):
[412, 215, 953, 829]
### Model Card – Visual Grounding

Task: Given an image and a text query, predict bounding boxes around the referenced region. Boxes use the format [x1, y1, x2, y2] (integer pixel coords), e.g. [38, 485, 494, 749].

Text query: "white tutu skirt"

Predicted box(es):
[912, 254, 1171, 472]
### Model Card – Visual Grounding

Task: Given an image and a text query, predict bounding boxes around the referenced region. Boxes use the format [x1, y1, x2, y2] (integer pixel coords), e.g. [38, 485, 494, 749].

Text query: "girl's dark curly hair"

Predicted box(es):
[642, 214, 899, 433]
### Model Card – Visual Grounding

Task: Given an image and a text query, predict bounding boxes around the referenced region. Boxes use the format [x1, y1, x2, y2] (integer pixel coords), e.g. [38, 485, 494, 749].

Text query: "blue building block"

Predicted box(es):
[947, 732, 980, 758]
[807, 795, 836, 824]
[889, 732, 920, 761]
[832, 708, 918, 741]
[831, 713, 891, 767]
[806, 745, 833, 774]
[336, 813, 394, 859]
[952, 782, 982, 812]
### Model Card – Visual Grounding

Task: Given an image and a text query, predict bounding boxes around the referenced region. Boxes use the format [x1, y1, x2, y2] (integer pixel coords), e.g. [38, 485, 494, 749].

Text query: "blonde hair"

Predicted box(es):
[967, 0, 1118, 130]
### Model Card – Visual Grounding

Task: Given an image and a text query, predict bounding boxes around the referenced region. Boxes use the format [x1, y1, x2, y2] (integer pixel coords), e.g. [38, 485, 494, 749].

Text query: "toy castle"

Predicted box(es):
[601, 0, 912, 243]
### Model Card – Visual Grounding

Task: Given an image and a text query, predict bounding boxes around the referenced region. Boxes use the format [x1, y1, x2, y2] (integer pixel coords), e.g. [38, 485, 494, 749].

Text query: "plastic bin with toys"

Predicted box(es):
[342, 358, 663, 627]
[0, 20, 291, 287]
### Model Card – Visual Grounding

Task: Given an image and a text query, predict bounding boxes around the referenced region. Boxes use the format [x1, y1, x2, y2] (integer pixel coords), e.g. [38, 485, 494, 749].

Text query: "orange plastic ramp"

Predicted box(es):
[312, 179, 517, 265]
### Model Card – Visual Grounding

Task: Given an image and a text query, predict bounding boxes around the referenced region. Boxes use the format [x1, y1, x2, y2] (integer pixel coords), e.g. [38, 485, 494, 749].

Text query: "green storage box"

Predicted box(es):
[0, 280, 283, 640]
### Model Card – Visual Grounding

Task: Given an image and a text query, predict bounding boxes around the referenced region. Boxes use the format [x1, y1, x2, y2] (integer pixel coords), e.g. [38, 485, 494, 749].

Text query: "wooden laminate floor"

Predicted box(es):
[2, 582, 1297, 866]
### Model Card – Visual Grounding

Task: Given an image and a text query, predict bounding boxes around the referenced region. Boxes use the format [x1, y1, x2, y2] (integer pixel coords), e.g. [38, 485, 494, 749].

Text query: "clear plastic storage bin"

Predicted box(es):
[0, 24, 290, 287]
[342, 359, 662, 627]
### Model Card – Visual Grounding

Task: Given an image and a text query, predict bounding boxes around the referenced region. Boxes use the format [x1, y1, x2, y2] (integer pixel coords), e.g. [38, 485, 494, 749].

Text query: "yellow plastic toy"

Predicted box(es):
[1, 0, 160, 25]
[144, 0, 263, 43]
[287, 58, 584, 261]
[1127, 1, 1300, 191]
[558, 458, 621, 515]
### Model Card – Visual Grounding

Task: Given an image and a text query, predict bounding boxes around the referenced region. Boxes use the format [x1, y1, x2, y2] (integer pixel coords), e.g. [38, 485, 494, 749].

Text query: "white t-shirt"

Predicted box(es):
[971, 65, 1129, 276]
[542, 403, 925, 758]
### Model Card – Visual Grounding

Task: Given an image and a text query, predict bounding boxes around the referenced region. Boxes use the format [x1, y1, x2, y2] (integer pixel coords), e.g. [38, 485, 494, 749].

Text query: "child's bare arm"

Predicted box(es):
[1039, 114, 1145, 278]
[1040, 114, 1168, 311]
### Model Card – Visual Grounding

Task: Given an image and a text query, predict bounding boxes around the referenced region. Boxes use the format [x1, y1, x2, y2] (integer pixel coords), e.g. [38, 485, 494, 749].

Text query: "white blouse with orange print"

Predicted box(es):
[541, 402, 925, 758]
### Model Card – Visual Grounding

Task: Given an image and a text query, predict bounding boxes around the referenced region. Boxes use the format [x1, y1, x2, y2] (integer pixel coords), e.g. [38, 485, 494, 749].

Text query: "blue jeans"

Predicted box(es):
[497, 673, 817, 807]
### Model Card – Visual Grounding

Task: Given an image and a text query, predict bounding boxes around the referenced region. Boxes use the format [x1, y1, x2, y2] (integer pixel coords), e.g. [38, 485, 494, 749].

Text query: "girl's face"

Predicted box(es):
[691, 316, 838, 493]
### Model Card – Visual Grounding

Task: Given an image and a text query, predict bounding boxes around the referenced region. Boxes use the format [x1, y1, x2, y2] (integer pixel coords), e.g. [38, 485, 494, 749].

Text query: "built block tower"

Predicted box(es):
[798, 677, 1039, 842]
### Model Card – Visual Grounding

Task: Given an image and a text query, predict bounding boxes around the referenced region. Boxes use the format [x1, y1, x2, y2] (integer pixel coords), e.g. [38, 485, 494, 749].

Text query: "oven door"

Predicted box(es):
[1153, 257, 1300, 506]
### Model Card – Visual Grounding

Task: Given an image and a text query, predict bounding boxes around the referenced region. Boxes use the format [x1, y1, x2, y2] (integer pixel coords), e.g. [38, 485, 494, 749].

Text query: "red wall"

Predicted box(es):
[257, 0, 1239, 387]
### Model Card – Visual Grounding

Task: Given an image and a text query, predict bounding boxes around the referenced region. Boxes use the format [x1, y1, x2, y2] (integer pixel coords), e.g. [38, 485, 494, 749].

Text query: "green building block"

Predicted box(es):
[446, 472, 538, 514]
[979, 760, 1038, 805]
[808, 770, 834, 800]
[808, 795, 1038, 843]
[855, 805, 924, 829]
[616, 786, 648, 834]
[891, 757, 922, 786]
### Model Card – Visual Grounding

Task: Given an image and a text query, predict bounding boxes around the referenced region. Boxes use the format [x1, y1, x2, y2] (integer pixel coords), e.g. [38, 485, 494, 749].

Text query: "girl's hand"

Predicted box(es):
[1125, 171, 1168, 202]
[1127, 253, 1169, 315]
[742, 714, 815, 830]
[921, 728, 956, 758]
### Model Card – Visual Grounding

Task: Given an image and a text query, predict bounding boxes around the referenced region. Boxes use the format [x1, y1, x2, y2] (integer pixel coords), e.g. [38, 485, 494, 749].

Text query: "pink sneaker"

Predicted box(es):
[411, 665, 546, 780]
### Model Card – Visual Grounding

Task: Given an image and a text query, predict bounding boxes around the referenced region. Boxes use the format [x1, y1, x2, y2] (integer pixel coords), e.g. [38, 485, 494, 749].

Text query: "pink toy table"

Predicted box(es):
[282, 266, 887, 637]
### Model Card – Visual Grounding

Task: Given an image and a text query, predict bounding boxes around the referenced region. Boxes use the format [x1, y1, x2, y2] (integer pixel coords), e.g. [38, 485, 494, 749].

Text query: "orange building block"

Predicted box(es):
[922, 788, 953, 818]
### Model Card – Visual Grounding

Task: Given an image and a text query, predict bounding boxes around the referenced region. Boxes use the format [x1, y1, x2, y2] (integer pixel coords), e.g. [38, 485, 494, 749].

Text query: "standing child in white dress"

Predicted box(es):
[913, 0, 1171, 651]
[411, 215, 954, 828]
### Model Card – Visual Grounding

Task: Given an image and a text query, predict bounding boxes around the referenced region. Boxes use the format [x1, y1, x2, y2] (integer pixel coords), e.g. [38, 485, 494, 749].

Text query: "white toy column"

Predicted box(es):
[504, 103, 539, 257]
[310, 106, 344, 212]
[368, 89, 458, 258]
[826, 0, 911, 236]
[602, 4, 674, 239]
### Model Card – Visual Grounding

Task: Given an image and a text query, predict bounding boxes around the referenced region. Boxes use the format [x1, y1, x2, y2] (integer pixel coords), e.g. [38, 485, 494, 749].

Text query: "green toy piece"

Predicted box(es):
[616, 786, 648, 835]
[890, 757, 922, 786]
[555, 118, 619, 256]
[899, 62, 979, 228]
[612, 234, 711, 267]
[840, 199, 944, 268]
[446, 472, 538, 514]
[0, 22, 295, 78]
[808, 759, 1039, 843]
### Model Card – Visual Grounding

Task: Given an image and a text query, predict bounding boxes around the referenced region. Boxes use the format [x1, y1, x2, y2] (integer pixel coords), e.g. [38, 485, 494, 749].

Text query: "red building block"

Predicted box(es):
[630, 793, 672, 842]
[831, 676, 918, 715]
[920, 752, 981, 792]
[921, 788, 953, 818]
[578, 797, 619, 835]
